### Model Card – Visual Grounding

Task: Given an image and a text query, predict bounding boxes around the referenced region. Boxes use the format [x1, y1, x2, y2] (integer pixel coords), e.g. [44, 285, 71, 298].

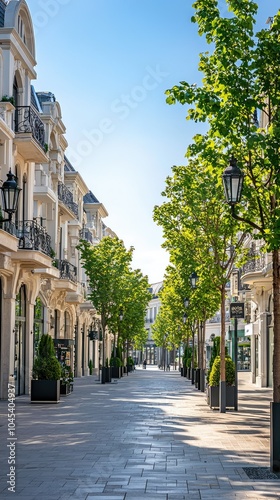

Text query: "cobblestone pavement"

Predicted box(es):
[0, 368, 279, 500]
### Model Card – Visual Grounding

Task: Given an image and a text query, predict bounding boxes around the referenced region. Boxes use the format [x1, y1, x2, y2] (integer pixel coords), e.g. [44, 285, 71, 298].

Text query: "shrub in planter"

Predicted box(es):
[32, 334, 61, 380]
[209, 355, 235, 387]
[110, 356, 122, 367]
[31, 334, 61, 403]
[208, 355, 235, 409]
[60, 365, 74, 395]
[88, 359, 93, 375]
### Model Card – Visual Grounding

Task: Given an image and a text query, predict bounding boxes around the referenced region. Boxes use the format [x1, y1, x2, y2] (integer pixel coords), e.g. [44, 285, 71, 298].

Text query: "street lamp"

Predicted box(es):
[184, 297, 190, 308]
[0, 169, 21, 221]
[222, 157, 244, 208]
[190, 271, 198, 289]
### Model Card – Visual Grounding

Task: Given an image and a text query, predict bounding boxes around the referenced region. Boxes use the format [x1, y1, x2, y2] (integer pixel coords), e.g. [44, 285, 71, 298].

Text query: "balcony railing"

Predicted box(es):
[56, 259, 77, 283]
[16, 220, 52, 256]
[15, 106, 45, 150]
[0, 220, 17, 236]
[58, 182, 79, 218]
[240, 253, 266, 277]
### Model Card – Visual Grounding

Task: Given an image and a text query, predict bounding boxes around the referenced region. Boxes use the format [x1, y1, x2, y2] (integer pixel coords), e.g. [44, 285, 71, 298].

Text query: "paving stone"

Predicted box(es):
[0, 369, 275, 500]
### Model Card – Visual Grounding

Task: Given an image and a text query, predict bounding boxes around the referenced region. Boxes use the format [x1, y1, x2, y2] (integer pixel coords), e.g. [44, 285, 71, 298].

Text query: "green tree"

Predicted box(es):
[154, 159, 245, 411]
[77, 237, 150, 366]
[165, 1, 280, 404]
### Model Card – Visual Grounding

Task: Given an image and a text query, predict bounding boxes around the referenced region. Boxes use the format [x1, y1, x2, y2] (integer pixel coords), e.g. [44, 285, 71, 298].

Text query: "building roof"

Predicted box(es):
[83, 191, 100, 204]
[64, 156, 76, 172]
[0, 1, 6, 28]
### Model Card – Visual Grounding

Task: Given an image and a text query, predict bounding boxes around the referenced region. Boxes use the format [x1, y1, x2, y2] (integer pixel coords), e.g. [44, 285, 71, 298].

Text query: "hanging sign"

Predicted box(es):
[230, 302, 244, 319]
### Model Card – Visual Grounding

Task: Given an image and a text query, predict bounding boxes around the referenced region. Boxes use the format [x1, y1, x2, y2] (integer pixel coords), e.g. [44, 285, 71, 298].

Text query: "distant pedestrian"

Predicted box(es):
[167, 364, 170, 371]
[143, 359, 147, 369]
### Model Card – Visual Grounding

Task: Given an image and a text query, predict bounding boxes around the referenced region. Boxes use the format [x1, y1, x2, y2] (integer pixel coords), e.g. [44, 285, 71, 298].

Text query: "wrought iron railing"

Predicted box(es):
[58, 182, 79, 218]
[14, 106, 45, 150]
[0, 220, 17, 237]
[240, 253, 266, 277]
[79, 228, 93, 243]
[16, 220, 52, 256]
[57, 259, 77, 283]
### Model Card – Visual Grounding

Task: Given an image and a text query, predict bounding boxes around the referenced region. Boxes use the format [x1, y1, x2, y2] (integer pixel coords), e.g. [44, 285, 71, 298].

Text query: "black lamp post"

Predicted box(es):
[190, 271, 198, 290]
[222, 157, 244, 208]
[189, 273, 198, 384]
[0, 169, 21, 221]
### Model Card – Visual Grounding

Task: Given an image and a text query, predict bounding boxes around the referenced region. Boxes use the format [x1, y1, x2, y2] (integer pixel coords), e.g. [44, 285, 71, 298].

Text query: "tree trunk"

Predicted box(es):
[220, 284, 226, 413]
[273, 249, 280, 403]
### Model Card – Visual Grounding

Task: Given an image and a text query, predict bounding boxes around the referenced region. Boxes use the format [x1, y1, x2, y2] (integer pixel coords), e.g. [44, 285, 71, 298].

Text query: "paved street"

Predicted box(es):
[0, 367, 279, 500]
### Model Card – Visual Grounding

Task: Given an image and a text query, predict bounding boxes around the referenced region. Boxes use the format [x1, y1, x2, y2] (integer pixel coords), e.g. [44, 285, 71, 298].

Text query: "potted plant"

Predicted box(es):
[60, 365, 72, 395]
[110, 356, 122, 378]
[31, 334, 61, 403]
[1, 95, 15, 105]
[208, 355, 235, 409]
[88, 359, 93, 375]
[127, 356, 134, 372]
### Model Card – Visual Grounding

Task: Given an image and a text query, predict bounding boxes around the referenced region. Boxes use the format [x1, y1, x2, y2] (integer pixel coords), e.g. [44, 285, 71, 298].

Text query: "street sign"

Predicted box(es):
[230, 302, 244, 319]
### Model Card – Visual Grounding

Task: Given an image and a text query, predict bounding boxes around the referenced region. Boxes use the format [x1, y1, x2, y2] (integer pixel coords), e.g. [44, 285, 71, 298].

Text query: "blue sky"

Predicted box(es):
[27, 0, 280, 284]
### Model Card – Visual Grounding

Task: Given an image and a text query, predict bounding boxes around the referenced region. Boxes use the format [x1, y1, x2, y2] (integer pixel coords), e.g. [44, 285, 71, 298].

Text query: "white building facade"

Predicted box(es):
[0, 0, 115, 399]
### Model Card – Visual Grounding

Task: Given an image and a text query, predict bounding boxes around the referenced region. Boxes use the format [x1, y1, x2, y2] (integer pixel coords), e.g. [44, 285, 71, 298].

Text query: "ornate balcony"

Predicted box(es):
[11, 220, 53, 269]
[14, 106, 48, 162]
[58, 182, 79, 220]
[240, 251, 271, 289]
[58, 259, 77, 282]
[0, 221, 18, 253]
[16, 220, 51, 255]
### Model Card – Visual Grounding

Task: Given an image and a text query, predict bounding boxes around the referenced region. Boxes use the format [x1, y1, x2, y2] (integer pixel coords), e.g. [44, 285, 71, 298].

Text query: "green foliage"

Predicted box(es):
[209, 355, 235, 387]
[77, 237, 150, 350]
[1, 95, 15, 105]
[183, 345, 192, 367]
[127, 356, 134, 366]
[61, 365, 74, 385]
[88, 360, 93, 375]
[207, 336, 220, 383]
[186, 357, 192, 368]
[32, 334, 61, 380]
[110, 356, 122, 367]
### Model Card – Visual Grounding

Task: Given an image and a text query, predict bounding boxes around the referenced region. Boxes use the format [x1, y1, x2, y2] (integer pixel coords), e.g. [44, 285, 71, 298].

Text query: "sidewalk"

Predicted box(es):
[0, 368, 279, 500]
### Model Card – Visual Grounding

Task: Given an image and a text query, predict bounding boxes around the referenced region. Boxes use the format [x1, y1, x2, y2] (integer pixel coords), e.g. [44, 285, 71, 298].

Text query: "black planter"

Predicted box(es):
[187, 367, 191, 379]
[208, 385, 235, 409]
[191, 368, 195, 384]
[60, 382, 71, 396]
[270, 402, 280, 472]
[195, 368, 201, 390]
[111, 366, 121, 378]
[181, 367, 186, 377]
[101, 367, 111, 383]
[200, 369, 205, 392]
[31, 380, 60, 403]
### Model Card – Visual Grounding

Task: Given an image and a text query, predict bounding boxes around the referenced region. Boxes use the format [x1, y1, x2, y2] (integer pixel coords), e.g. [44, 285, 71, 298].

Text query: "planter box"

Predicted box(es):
[270, 402, 280, 472]
[195, 369, 201, 389]
[102, 367, 111, 383]
[111, 366, 121, 378]
[31, 380, 60, 403]
[60, 382, 71, 396]
[208, 385, 235, 409]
